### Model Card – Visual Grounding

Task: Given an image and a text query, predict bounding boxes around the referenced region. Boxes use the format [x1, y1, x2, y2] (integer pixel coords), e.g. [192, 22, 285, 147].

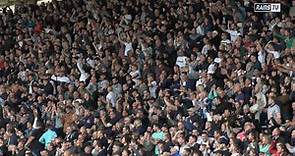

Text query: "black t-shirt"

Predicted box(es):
[44, 82, 54, 95]
[29, 128, 44, 151]
[0, 145, 7, 155]
[0, 105, 2, 119]
[16, 149, 25, 156]
[48, 149, 56, 156]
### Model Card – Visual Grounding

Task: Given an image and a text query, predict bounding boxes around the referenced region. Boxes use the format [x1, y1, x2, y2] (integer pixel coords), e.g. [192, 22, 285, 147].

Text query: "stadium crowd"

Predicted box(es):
[0, 0, 295, 155]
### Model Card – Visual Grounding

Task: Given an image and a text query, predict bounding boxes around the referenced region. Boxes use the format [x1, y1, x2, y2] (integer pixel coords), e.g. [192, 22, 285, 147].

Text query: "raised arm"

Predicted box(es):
[38, 133, 46, 144]
[77, 58, 86, 74]
[117, 32, 126, 45]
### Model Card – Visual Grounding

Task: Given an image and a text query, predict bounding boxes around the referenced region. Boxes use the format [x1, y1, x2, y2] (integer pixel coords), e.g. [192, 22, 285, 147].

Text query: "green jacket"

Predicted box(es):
[259, 144, 271, 156]
[273, 32, 295, 48]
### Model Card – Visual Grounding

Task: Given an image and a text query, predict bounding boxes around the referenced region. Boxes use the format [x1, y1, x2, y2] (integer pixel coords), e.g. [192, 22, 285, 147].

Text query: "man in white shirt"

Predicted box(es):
[225, 22, 240, 42]
[106, 86, 117, 107]
[267, 95, 281, 121]
[118, 32, 133, 56]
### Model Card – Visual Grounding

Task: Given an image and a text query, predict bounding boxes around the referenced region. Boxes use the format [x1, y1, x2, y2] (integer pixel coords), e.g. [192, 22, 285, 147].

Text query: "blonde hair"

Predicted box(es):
[262, 134, 272, 144]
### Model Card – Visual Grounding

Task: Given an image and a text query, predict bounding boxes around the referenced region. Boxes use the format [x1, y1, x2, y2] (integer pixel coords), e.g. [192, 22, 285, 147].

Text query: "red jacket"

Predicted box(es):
[0, 61, 5, 70]
[272, 151, 282, 156]
[269, 141, 277, 154]
[34, 21, 43, 33]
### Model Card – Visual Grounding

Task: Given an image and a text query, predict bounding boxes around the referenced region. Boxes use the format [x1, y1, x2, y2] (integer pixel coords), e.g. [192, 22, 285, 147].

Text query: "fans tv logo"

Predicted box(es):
[254, 3, 281, 12]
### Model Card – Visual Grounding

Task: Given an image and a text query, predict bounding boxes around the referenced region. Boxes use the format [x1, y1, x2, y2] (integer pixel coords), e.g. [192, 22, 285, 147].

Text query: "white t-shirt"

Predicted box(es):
[258, 50, 266, 65]
[124, 42, 133, 56]
[207, 63, 216, 74]
[201, 44, 210, 55]
[176, 56, 188, 68]
[226, 30, 240, 42]
[267, 104, 280, 120]
[17, 71, 27, 81]
[130, 70, 140, 86]
[267, 50, 280, 59]
[197, 25, 204, 35]
[106, 91, 116, 107]
[149, 81, 158, 98]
